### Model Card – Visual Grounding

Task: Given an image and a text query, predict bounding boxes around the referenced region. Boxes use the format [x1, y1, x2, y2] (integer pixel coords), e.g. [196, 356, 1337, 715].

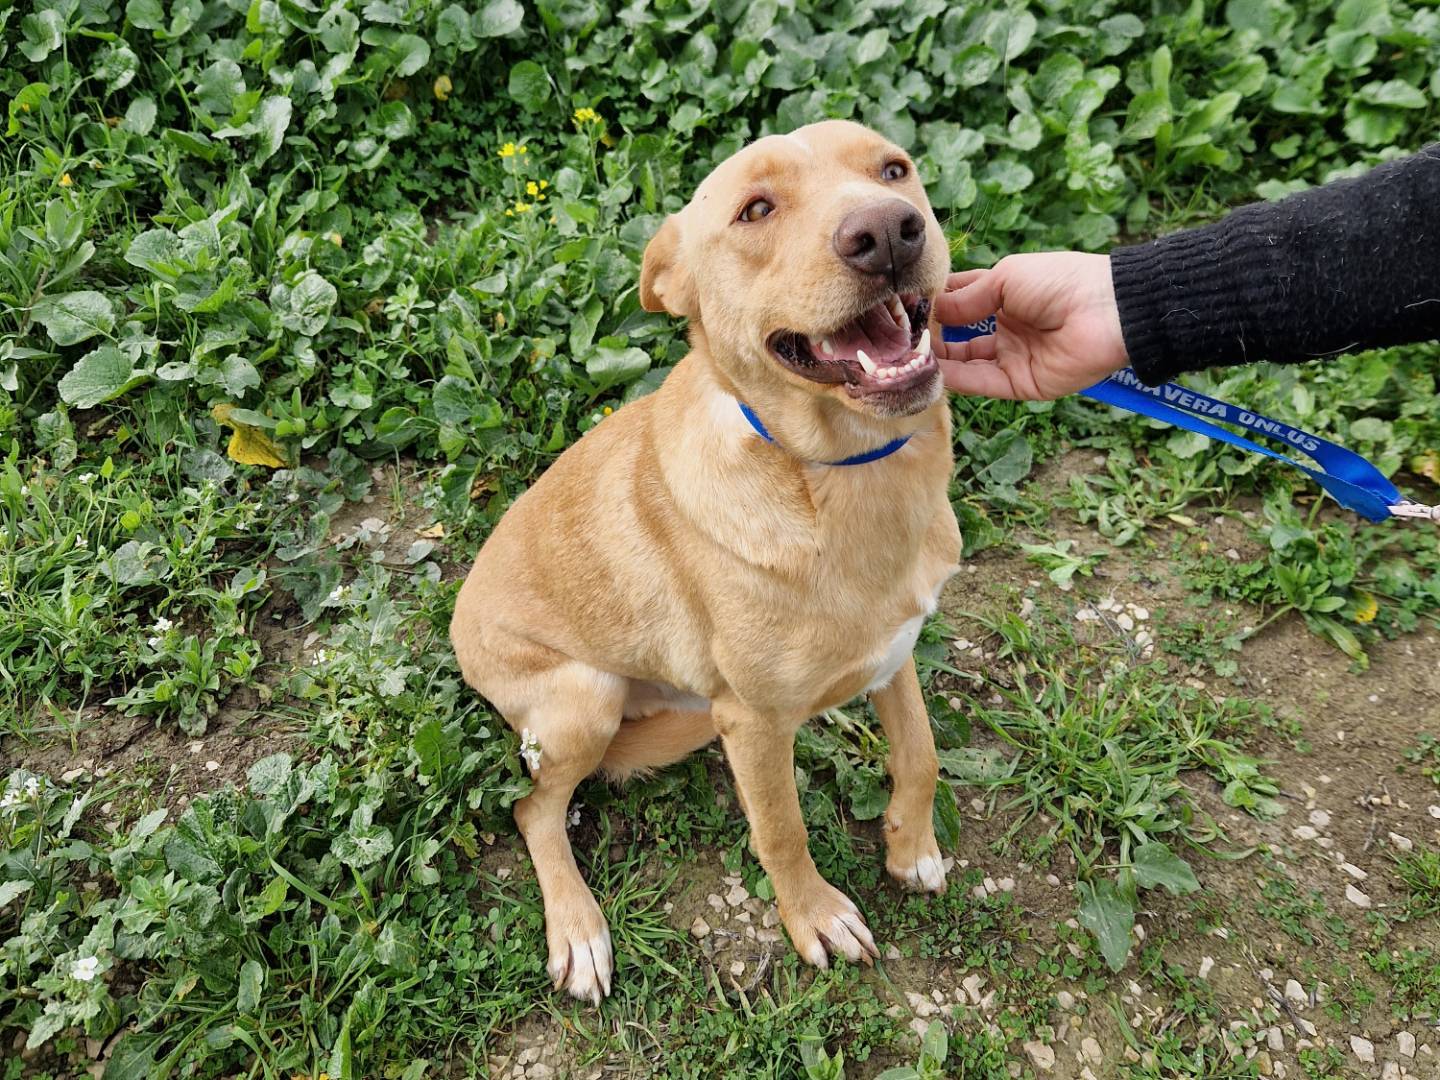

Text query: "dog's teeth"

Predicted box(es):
[856, 349, 877, 375]
[917, 328, 931, 356]
[888, 296, 904, 322]
[821, 338, 833, 356]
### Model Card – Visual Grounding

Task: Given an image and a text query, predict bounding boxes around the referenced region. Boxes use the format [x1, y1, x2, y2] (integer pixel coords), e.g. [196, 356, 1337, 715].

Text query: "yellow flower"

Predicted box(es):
[59, 173, 73, 187]
[518, 145, 528, 154]
[326, 232, 343, 246]
[499, 142, 518, 158]
[573, 107, 599, 125]
[602, 406, 613, 416]
[540, 180, 549, 189]
[526, 181, 538, 196]
[433, 75, 453, 101]
[513, 200, 533, 213]
[1353, 592, 1379, 624]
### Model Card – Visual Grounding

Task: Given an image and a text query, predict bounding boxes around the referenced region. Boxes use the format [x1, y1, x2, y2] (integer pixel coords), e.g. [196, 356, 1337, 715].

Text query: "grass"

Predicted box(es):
[5, 0, 1440, 1076]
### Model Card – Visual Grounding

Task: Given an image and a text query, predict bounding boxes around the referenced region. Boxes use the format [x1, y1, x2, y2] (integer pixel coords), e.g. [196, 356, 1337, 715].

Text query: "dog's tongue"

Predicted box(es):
[820, 300, 912, 365]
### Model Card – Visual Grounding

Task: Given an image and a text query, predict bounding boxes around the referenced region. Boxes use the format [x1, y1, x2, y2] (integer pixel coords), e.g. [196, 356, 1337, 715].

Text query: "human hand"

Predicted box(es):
[930, 252, 1129, 400]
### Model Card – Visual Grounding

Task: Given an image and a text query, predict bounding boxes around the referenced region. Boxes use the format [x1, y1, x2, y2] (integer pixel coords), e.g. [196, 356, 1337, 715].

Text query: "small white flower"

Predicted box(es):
[153, 616, 174, 633]
[19, 484, 28, 496]
[327, 584, 349, 603]
[568, 807, 581, 828]
[24, 777, 40, 798]
[312, 649, 328, 666]
[74, 535, 88, 549]
[71, 956, 99, 982]
[520, 728, 542, 773]
[77, 473, 95, 484]
[286, 493, 298, 503]
[0, 790, 17, 811]
[146, 636, 162, 649]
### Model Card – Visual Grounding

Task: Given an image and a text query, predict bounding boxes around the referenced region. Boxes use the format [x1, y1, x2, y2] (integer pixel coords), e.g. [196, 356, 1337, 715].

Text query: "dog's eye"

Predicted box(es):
[881, 160, 908, 182]
[739, 198, 774, 222]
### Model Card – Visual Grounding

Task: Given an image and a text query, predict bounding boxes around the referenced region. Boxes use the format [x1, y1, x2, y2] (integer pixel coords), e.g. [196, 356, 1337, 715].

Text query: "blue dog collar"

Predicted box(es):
[737, 401, 911, 466]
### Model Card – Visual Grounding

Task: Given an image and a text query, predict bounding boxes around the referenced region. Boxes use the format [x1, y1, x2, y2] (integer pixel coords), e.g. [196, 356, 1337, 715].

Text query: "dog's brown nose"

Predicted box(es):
[833, 199, 927, 279]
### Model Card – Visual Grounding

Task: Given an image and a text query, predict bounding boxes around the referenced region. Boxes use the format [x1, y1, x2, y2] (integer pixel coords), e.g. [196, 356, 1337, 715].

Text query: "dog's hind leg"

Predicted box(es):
[869, 657, 946, 893]
[492, 658, 626, 1005]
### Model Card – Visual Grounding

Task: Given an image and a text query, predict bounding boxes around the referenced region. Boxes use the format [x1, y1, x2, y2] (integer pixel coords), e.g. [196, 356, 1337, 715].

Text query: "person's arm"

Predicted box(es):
[1114, 144, 1440, 385]
[934, 145, 1440, 399]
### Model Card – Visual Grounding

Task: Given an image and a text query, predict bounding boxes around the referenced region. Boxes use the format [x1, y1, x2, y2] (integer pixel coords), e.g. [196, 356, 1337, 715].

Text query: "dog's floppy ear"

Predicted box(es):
[640, 214, 698, 319]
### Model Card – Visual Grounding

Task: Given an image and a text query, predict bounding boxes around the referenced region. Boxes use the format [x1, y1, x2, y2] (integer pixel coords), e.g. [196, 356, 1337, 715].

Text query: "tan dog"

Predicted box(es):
[452, 120, 960, 1004]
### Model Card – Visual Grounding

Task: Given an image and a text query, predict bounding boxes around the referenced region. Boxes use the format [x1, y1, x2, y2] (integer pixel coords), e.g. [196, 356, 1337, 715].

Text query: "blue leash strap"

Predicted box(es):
[943, 318, 1438, 524]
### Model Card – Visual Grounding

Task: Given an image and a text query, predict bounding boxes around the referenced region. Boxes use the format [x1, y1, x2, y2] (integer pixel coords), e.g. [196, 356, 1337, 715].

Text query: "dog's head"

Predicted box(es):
[641, 120, 949, 420]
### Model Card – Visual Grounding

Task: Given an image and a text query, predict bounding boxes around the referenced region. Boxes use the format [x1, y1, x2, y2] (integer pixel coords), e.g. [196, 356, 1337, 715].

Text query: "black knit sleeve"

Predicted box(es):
[1110, 145, 1440, 385]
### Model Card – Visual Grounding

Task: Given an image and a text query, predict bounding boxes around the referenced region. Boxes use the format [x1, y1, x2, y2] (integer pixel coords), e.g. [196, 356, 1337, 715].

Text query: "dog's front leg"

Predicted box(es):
[869, 657, 947, 893]
[713, 698, 879, 968]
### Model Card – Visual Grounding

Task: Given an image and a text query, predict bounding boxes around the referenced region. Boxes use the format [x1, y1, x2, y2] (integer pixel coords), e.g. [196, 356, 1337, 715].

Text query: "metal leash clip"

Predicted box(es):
[1389, 501, 1440, 522]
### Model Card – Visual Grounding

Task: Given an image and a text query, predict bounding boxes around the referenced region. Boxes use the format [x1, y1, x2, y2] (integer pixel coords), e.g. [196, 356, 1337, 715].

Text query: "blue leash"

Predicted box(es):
[943, 318, 1439, 523]
[737, 400, 911, 466]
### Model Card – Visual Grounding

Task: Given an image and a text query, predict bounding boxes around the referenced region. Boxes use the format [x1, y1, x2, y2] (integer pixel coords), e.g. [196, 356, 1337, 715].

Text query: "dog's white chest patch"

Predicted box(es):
[863, 614, 926, 693]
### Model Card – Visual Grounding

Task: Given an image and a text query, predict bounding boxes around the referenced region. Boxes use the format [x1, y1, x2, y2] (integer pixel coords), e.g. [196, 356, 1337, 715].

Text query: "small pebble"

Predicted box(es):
[1308, 809, 1331, 828]
[1350, 1035, 1374, 1064]
[729, 960, 745, 978]
[1284, 980, 1307, 1006]
[1267, 1027, 1284, 1052]
[1397, 1031, 1416, 1058]
[1388, 832, 1413, 852]
[1345, 884, 1372, 909]
[1198, 956, 1215, 980]
[1055, 990, 1076, 1011]
[204, 760, 220, 772]
[1292, 825, 1318, 841]
[1339, 862, 1367, 881]
[690, 917, 710, 939]
[725, 883, 748, 907]
[1080, 1037, 1102, 1064]
[1023, 1041, 1056, 1071]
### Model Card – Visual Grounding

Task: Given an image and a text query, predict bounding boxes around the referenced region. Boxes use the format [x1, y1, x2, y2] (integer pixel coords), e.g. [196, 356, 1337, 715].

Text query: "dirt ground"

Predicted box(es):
[11, 463, 1438, 1079]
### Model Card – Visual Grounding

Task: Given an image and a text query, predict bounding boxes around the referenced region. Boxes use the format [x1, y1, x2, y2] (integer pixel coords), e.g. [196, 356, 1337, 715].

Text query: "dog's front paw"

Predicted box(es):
[885, 823, 947, 893]
[544, 894, 613, 1006]
[779, 882, 879, 969]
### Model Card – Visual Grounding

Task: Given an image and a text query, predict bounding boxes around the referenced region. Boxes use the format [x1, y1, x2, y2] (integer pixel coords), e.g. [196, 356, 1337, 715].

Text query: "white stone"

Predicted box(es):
[729, 960, 745, 977]
[690, 917, 710, 939]
[1350, 1035, 1374, 1064]
[1340, 862, 1367, 881]
[1397, 1031, 1416, 1058]
[1389, 832, 1414, 852]
[1292, 825, 1319, 841]
[1267, 1027, 1284, 1052]
[1381, 1063, 1400, 1080]
[1080, 1037, 1102, 1064]
[1345, 884, 1372, 909]
[1284, 980, 1307, 1006]
[725, 883, 748, 907]
[1308, 809, 1331, 828]
[1198, 956, 1215, 979]
[1055, 990, 1076, 1011]
[1023, 1042, 1056, 1071]
[962, 974, 985, 1004]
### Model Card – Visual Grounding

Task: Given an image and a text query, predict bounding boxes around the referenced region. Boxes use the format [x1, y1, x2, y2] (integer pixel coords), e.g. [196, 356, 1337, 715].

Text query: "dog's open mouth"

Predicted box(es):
[767, 294, 936, 398]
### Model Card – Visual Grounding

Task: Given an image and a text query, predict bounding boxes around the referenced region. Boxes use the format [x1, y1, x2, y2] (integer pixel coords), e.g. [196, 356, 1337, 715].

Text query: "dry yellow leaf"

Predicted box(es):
[211, 403, 285, 468]
[1353, 591, 1379, 624]
[1412, 450, 1440, 484]
[417, 522, 445, 539]
[433, 75, 453, 101]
